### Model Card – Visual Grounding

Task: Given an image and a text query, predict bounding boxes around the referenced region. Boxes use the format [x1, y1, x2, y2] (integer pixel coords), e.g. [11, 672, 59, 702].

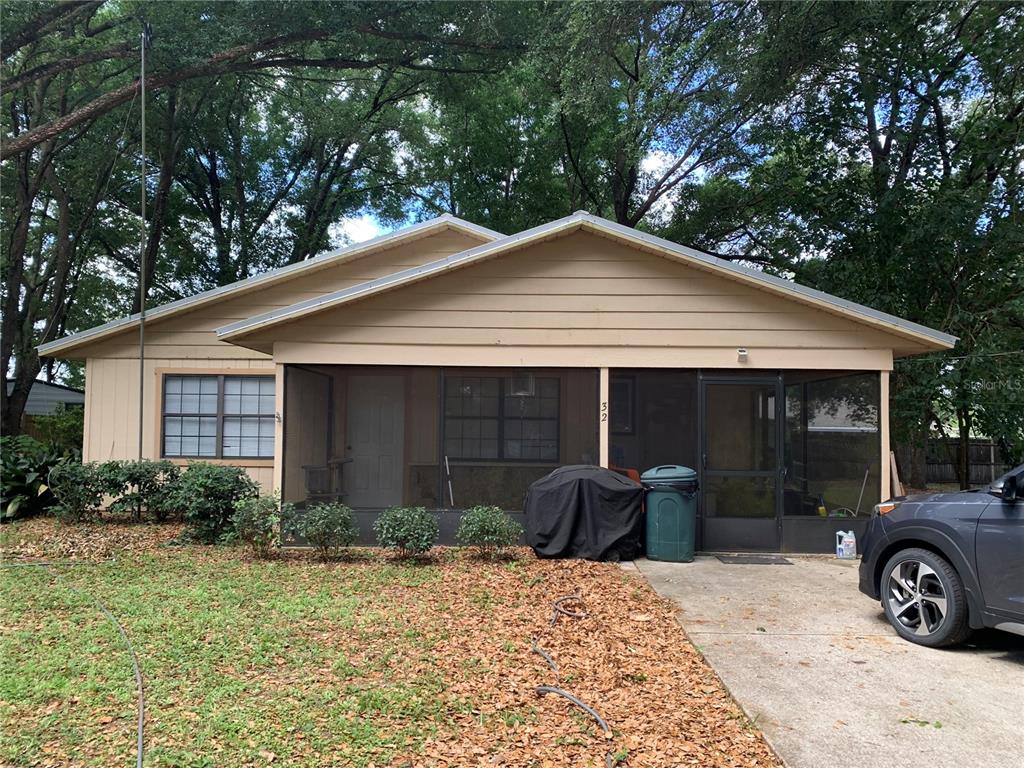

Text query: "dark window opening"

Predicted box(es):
[444, 375, 559, 462]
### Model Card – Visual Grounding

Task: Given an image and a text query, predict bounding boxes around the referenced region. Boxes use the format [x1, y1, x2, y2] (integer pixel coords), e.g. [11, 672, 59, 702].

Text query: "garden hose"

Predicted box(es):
[2, 562, 145, 768]
[530, 637, 559, 676]
[533, 595, 616, 767]
[536, 686, 614, 768]
[550, 594, 587, 625]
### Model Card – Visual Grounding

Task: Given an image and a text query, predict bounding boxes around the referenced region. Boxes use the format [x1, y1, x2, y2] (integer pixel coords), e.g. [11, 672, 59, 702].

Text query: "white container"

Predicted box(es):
[835, 530, 857, 559]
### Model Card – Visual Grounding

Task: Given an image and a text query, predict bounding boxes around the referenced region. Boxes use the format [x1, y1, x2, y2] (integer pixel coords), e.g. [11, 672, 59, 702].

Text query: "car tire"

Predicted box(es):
[880, 548, 972, 648]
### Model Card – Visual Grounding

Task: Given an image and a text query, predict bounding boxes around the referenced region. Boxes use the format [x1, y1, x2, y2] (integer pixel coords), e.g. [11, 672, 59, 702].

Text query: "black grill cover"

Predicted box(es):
[525, 465, 644, 561]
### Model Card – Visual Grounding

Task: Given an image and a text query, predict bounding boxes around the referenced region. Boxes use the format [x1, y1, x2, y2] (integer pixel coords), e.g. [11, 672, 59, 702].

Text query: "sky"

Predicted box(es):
[334, 213, 388, 243]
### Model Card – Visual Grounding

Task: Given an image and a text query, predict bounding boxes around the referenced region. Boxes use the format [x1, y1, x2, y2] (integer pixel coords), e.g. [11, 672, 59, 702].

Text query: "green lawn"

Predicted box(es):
[0, 521, 781, 768]
[2, 553, 451, 767]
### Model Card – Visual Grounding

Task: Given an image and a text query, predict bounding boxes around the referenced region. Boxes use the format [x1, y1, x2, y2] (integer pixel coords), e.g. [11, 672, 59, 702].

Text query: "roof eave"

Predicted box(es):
[217, 214, 957, 352]
[37, 216, 503, 358]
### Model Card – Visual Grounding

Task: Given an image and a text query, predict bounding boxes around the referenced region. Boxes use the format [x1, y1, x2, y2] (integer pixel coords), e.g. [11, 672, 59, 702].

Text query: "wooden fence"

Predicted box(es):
[926, 439, 1013, 486]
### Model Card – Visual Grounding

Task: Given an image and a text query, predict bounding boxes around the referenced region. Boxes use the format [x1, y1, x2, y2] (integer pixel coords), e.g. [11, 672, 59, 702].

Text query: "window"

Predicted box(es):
[444, 375, 559, 462]
[162, 374, 274, 459]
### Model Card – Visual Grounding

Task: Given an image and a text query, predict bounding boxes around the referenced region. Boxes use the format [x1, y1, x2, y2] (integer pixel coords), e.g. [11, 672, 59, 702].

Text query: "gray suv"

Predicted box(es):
[858, 464, 1024, 647]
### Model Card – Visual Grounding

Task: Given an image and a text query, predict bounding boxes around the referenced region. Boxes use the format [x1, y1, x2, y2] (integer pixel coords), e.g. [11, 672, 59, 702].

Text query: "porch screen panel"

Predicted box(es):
[783, 371, 881, 516]
[443, 370, 597, 511]
[609, 371, 698, 473]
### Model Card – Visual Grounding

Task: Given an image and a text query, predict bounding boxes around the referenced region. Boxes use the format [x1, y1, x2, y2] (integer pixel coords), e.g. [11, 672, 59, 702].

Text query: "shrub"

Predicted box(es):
[32, 403, 84, 454]
[456, 505, 522, 557]
[0, 435, 66, 521]
[166, 462, 259, 543]
[233, 493, 289, 558]
[299, 501, 358, 559]
[99, 460, 181, 521]
[373, 506, 438, 557]
[48, 461, 104, 523]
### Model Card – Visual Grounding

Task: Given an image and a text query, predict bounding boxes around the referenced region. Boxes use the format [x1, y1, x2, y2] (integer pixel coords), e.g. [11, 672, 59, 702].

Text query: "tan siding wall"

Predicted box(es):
[84, 356, 275, 489]
[256, 231, 900, 371]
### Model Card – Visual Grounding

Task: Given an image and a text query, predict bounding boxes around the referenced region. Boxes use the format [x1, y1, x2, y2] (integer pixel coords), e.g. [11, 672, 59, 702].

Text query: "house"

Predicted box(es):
[6, 378, 85, 439]
[38, 212, 955, 552]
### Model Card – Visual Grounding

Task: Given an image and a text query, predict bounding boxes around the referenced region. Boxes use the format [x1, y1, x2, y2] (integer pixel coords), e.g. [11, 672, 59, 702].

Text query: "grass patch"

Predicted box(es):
[0, 553, 447, 767]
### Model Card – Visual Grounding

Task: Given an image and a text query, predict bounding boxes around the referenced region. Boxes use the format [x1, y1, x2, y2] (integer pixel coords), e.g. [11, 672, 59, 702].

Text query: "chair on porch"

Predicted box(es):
[302, 457, 353, 503]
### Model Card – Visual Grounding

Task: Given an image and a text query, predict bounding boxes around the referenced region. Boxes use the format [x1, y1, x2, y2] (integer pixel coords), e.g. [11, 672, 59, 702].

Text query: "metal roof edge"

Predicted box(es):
[216, 217, 585, 339]
[5, 378, 85, 395]
[38, 215, 502, 357]
[217, 212, 957, 350]
[578, 214, 958, 348]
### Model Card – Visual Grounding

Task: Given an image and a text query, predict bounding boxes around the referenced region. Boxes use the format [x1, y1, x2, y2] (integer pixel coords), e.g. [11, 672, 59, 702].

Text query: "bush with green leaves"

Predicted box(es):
[298, 501, 358, 558]
[32, 403, 84, 454]
[48, 461, 104, 523]
[456, 505, 522, 557]
[99, 460, 181, 521]
[373, 506, 438, 557]
[166, 462, 259, 543]
[232, 493, 289, 557]
[0, 435, 66, 521]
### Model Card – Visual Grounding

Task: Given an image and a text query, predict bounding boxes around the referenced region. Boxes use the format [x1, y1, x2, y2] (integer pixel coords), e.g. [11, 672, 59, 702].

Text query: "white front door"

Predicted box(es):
[345, 375, 405, 507]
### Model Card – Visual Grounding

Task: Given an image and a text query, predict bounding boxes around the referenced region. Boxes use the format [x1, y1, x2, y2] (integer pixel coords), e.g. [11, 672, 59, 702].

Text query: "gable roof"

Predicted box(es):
[37, 215, 502, 358]
[215, 211, 956, 351]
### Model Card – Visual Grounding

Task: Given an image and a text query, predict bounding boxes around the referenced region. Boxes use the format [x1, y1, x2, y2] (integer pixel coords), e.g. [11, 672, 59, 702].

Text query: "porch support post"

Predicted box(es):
[880, 369, 891, 500]
[599, 367, 609, 467]
[273, 363, 285, 493]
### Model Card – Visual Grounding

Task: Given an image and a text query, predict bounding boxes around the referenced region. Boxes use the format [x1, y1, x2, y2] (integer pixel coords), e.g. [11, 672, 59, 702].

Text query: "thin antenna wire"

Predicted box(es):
[137, 24, 151, 462]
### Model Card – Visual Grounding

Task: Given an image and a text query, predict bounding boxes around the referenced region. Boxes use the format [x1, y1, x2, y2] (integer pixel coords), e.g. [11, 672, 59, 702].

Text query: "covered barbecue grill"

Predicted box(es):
[524, 465, 644, 561]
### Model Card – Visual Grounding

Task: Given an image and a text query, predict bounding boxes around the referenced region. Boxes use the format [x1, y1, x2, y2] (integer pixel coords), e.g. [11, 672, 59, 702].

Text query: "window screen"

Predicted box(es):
[162, 374, 274, 459]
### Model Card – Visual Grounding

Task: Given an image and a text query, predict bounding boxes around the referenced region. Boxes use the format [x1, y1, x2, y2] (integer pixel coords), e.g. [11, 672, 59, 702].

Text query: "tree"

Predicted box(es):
[401, 67, 570, 233]
[705, 1, 1024, 486]
[1, 0, 526, 435]
[541, 1, 780, 230]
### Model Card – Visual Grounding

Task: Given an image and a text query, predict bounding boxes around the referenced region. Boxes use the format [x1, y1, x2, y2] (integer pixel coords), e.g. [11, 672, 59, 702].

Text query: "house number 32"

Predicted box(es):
[600, 401, 608, 422]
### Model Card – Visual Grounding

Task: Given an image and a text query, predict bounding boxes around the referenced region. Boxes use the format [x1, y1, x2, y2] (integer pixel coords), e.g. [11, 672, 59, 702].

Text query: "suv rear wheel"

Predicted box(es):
[880, 548, 972, 647]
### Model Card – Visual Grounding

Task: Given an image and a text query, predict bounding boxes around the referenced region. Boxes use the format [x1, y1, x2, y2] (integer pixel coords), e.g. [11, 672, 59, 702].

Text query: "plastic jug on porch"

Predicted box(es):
[835, 530, 857, 559]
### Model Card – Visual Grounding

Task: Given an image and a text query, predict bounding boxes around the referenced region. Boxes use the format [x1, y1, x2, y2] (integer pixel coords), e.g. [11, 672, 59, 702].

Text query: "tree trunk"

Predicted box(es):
[0, 155, 41, 436]
[896, 435, 928, 490]
[956, 407, 972, 490]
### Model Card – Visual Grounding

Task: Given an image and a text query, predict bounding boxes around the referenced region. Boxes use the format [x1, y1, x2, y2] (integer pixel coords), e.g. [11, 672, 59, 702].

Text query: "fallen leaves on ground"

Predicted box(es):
[0, 515, 183, 561]
[0, 519, 780, 767]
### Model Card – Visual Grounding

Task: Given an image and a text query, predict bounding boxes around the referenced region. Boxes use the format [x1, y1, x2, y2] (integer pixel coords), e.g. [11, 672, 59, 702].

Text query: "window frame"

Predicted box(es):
[443, 374, 561, 463]
[160, 373, 275, 460]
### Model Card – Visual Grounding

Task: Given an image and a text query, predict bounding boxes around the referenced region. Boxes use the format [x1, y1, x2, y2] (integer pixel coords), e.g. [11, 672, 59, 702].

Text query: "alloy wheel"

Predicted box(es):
[885, 560, 948, 637]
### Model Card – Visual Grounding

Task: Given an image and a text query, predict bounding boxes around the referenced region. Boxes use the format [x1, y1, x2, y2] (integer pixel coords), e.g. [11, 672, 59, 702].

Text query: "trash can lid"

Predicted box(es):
[640, 465, 698, 483]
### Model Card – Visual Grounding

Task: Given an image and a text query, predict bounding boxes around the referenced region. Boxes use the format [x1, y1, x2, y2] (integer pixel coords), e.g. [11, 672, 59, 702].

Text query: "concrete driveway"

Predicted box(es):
[636, 556, 1024, 768]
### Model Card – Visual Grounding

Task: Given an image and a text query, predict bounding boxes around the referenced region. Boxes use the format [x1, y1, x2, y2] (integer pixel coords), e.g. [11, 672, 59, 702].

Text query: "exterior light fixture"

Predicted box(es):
[737, 348, 749, 363]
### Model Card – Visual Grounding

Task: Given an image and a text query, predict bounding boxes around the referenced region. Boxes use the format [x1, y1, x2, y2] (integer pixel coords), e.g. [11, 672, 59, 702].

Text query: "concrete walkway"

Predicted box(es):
[637, 556, 1024, 768]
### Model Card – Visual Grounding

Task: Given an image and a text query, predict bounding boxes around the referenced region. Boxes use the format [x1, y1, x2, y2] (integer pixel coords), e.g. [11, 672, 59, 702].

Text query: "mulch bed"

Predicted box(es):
[1, 519, 781, 767]
[399, 558, 779, 767]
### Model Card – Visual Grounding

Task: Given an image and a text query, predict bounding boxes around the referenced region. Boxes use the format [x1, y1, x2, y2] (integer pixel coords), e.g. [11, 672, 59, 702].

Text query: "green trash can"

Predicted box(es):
[642, 465, 699, 562]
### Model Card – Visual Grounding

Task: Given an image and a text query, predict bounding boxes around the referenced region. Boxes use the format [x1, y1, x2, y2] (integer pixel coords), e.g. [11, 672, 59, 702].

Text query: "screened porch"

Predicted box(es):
[281, 365, 599, 514]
